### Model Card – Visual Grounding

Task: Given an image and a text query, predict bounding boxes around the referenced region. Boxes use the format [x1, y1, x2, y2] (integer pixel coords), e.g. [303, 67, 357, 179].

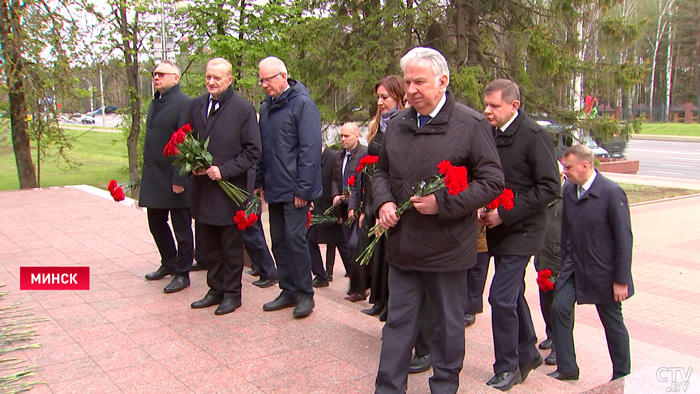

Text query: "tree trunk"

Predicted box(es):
[649, 0, 671, 121]
[0, 0, 37, 189]
[118, 1, 142, 197]
[663, 0, 674, 122]
[466, 0, 480, 65]
[454, 0, 466, 67]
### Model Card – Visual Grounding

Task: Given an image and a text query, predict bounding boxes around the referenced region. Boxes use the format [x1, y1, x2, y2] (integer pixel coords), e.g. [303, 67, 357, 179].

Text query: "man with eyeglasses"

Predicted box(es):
[186, 58, 261, 315]
[256, 56, 322, 319]
[141, 61, 194, 293]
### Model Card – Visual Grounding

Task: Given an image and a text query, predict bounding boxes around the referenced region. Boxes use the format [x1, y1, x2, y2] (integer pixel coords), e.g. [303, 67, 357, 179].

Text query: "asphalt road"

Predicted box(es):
[626, 139, 700, 180]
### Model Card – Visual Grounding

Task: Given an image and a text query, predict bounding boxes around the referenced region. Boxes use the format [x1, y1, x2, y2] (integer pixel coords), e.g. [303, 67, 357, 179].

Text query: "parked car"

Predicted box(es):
[536, 120, 610, 159]
[81, 115, 96, 124]
[87, 105, 119, 116]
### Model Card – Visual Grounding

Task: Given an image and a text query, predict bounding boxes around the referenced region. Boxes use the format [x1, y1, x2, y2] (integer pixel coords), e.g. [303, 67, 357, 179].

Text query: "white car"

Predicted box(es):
[81, 115, 96, 124]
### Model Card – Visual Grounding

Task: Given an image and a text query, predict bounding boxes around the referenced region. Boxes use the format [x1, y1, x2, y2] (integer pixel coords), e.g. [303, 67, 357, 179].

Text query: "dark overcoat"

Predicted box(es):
[186, 86, 261, 226]
[486, 112, 560, 256]
[139, 84, 192, 208]
[310, 147, 344, 244]
[558, 171, 634, 304]
[535, 188, 563, 275]
[372, 91, 504, 272]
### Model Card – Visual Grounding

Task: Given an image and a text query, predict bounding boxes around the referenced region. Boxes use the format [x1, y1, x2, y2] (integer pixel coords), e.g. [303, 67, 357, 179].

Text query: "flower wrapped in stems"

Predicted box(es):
[355, 155, 379, 180]
[163, 123, 248, 205]
[233, 191, 261, 230]
[356, 160, 468, 265]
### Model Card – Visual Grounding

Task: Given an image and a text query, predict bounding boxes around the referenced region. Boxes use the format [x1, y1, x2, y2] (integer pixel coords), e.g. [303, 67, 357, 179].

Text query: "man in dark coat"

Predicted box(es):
[307, 144, 346, 287]
[481, 79, 560, 391]
[187, 58, 261, 315]
[257, 56, 322, 319]
[141, 61, 194, 294]
[548, 144, 634, 382]
[373, 47, 504, 394]
[332, 122, 369, 300]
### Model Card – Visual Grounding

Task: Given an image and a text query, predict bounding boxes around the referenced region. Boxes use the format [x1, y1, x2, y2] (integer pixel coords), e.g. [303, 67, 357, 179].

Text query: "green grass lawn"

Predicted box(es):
[639, 123, 700, 136]
[0, 129, 129, 191]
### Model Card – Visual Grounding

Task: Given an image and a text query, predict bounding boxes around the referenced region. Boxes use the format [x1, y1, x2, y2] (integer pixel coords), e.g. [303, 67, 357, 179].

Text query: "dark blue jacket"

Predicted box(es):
[257, 79, 322, 203]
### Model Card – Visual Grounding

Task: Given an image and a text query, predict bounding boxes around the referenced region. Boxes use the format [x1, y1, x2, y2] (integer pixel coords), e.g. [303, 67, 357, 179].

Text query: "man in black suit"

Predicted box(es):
[141, 61, 194, 294]
[481, 79, 560, 391]
[333, 122, 368, 300]
[307, 144, 346, 287]
[187, 58, 261, 315]
[548, 144, 634, 381]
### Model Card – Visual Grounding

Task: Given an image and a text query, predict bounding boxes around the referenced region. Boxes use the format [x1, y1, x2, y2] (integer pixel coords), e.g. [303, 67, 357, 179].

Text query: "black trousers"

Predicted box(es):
[198, 223, 244, 300]
[375, 266, 467, 394]
[243, 212, 277, 281]
[488, 255, 539, 374]
[268, 202, 314, 298]
[539, 288, 555, 343]
[307, 225, 339, 280]
[551, 274, 631, 379]
[413, 292, 435, 358]
[464, 252, 490, 315]
[147, 207, 193, 275]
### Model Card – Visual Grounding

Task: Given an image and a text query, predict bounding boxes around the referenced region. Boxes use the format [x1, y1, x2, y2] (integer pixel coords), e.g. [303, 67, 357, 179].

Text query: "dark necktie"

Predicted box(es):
[342, 152, 351, 187]
[418, 115, 431, 128]
[208, 99, 218, 117]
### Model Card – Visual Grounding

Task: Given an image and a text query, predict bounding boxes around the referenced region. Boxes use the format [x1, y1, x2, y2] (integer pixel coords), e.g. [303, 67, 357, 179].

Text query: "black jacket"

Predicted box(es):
[186, 86, 261, 226]
[485, 112, 560, 256]
[139, 84, 192, 208]
[257, 79, 322, 203]
[535, 185, 563, 275]
[559, 172, 634, 304]
[373, 91, 504, 272]
[332, 142, 368, 220]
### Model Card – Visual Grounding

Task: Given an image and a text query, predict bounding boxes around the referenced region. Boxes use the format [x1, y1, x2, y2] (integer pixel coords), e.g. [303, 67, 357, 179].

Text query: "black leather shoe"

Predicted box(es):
[191, 294, 223, 309]
[409, 354, 432, 373]
[379, 307, 388, 322]
[361, 303, 384, 316]
[214, 299, 241, 315]
[520, 354, 543, 382]
[464, 313, 476, 326]
[252, 277, 279, 288]
[545, 351, 557, 365]
[190, 262, 209, 271]
[312, 276, 329, 288]
[293, 296, 314, 318]
[328, 274, 333, 281]
[163, 275, 190, 293]
[263, 294, 298, 311]
[539, 338, 553, 350]
[145, 266, 174, 281]
[547, 369, 579, 381]
[486, 369, 522, 391]
[246, 269, 260, 277]
[344, 292, 367, 302]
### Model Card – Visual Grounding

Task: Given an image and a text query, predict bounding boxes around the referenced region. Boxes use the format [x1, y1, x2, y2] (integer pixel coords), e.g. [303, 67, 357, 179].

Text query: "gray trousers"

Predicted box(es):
[375, 265, 468, 394]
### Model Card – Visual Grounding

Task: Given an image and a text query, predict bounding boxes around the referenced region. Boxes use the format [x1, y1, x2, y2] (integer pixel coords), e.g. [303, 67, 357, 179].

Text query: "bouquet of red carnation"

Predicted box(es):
[106, 179, 141, 202]
[347, 175, 356, 188]
[486, 188, 515, 211]
[356, 160, 468, 265]
[356, 155, 379, 180]
[163, 123, 248, 205]
[233, 191, 261, 230]
[536, 269, 557, 292]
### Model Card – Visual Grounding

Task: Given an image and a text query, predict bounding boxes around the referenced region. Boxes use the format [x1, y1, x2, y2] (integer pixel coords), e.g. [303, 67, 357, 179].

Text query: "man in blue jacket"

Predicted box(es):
[256, 56, 322, 319]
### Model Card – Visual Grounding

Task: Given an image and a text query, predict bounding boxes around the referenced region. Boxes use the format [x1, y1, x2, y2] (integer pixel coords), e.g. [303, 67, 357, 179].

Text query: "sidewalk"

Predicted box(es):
[1, 186, 699, 393]
[603, 172, 700, 192]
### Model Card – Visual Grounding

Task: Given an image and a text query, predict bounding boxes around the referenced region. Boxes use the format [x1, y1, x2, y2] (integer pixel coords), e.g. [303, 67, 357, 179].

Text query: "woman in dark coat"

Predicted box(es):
[350, 75, 406, 319]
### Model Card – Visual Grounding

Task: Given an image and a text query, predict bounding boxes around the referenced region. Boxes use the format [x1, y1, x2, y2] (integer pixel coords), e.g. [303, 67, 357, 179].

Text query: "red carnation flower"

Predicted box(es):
[111, 187, 125, 202]
[536, 269, 555, 292]
[248, 213, 259, 225]
[307, 211, 312, 228]
[444, 165, 468, 195]
[437, 160, 452, 175]
[179, 123, 193, 134]
[347, 175, 356, 187]
[108, 179, 118, 192]
[163, 142, 179, 157]
[356, 163, 364, 173]
[170, 130, 187, 145]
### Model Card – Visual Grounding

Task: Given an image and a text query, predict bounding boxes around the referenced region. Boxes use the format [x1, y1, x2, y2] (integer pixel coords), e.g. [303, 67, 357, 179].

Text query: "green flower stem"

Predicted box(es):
[217, 180, 249, 206]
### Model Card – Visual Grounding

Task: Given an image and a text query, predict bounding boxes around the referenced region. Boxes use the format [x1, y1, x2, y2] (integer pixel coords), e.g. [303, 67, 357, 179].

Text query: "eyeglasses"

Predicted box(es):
[259, 72, 282, 85]
[152, 71, 178, 78]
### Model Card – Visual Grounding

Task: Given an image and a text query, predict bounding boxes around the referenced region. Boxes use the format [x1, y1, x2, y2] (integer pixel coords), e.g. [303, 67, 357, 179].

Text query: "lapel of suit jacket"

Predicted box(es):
[198, 97, 209, 139]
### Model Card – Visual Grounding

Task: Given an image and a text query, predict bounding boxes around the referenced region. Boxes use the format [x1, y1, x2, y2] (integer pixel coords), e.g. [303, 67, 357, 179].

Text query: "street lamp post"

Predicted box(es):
[82, 78, 94, 114]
